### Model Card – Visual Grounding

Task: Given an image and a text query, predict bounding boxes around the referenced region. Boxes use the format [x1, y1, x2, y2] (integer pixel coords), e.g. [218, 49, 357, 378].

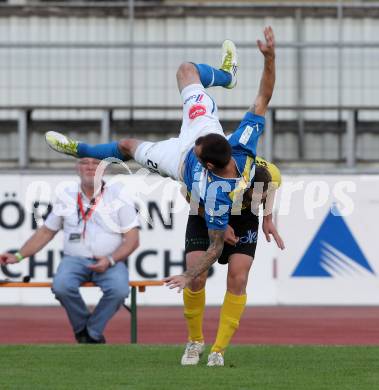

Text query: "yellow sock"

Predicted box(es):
[183, 287, 205, 342]
[211, 291, 247, 353]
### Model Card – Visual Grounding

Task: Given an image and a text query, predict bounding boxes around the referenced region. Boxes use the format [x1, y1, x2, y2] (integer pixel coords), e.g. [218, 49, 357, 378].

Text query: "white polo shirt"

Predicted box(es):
[44, 181, 140, 258]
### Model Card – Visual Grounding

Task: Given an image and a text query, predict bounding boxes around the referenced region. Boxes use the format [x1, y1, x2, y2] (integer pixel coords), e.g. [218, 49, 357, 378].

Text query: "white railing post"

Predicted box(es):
[264, 109, 273, 162]
[346, 110, 356, 168]
[128, 0, 135, 121]
[18, 109, 29, 168]
[101, 110, 111, 143]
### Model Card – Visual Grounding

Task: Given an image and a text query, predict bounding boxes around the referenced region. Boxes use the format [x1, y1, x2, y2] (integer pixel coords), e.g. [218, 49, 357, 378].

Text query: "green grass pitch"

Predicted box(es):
[0, 345, 378, 390]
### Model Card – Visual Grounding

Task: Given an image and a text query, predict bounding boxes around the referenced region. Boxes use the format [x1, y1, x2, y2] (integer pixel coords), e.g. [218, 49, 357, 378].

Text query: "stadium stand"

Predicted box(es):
[0, 2, 378, 170]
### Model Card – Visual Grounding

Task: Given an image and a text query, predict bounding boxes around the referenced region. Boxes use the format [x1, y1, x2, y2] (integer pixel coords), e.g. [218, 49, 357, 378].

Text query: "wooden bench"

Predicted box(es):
[0, 280, 164, 344]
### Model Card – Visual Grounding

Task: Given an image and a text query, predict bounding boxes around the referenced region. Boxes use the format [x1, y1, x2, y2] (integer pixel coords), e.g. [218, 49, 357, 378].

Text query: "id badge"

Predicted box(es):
[69, 233, 81, 242]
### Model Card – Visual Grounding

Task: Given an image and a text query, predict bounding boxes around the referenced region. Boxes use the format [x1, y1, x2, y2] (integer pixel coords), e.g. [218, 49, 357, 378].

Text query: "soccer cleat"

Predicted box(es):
[220, 39, 238, 89]
[207, 352, 224, 367]
[181, 341, 205, 366]
[45, 131, 79, 158]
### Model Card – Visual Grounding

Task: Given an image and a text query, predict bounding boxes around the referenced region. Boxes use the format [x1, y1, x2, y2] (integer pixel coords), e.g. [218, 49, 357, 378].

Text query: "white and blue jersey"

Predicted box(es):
[183, 112, 265, 230]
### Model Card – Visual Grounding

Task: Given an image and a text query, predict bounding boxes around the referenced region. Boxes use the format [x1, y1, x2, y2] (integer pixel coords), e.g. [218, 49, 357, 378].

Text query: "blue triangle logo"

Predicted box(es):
[292, 206, 375, 277]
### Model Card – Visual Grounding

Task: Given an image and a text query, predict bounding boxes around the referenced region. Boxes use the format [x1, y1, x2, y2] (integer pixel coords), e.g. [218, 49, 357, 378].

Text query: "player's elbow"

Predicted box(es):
[258, 93, 272, 107]
[176, 62, 198, 82]
[215, 245, 223, 260]
[252, 95, 271, 116]
[208, 241, 224, 261]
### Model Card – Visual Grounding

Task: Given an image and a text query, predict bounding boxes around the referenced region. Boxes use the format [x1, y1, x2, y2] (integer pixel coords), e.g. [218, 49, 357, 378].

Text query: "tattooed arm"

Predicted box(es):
[184, 229, 224, 279]
[163, 229, 224, 292]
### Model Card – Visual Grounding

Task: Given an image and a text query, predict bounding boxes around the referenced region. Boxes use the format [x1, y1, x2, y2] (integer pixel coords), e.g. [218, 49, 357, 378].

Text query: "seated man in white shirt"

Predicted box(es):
[0, 158, 140, 343]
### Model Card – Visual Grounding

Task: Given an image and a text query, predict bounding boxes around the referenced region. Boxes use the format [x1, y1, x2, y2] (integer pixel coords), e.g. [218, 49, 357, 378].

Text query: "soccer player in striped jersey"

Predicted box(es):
[181, 157, 284, 367]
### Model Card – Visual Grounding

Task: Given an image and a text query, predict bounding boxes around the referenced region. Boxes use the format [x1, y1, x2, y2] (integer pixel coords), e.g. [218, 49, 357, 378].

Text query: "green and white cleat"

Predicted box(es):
[181, 341, 205, 366]
[45, 131, 79, 158]
[207, 352, 224, 367]
[220, 39, 238, 89]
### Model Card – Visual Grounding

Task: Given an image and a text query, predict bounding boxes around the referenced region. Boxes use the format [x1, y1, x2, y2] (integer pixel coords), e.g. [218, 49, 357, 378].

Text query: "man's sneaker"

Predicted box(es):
[45, 131, 79, 157]
[181, 341, 205, 366]
[207, 352, 224, 367]
[75, 328, 89, 344]
[220, 39, 238, 89]
[75, 328, 106, 344]
[86, 334, 106, 344]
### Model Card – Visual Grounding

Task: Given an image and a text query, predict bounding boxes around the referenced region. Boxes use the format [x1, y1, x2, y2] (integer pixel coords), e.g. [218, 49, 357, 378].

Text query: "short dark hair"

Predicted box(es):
[253, 165, 272, 193]
[195, 133, 232, 169]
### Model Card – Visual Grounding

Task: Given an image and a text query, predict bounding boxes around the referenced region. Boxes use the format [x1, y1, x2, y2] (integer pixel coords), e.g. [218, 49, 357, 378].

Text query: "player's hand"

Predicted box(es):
[257, 26, 275, 59]
[262, 214, 285, 250]
[163, 274, 190, 293]
[0, 253, 19, 265]
[87, 256, 110, 273]
[224, 225, 239, 246]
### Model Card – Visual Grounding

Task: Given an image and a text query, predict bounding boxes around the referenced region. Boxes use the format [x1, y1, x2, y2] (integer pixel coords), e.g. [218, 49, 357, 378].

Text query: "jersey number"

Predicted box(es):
[147, 159, 159, 173]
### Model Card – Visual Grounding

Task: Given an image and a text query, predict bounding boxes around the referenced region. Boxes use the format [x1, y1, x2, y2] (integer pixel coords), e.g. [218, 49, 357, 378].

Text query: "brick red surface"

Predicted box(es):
[0, 306, 379, 345]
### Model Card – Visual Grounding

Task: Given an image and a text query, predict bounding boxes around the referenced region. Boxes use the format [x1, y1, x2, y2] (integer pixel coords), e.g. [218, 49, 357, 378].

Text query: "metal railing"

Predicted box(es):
[3, 104, 376, 169]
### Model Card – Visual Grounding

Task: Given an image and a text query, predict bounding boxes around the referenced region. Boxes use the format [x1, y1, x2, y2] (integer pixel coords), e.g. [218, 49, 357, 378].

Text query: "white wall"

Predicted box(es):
[0, 16, 377, 120]
[0, 172, 378, 306]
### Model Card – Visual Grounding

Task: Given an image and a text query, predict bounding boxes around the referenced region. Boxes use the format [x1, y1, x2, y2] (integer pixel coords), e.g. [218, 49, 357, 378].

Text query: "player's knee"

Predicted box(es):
[176, 62, 197, 82]
[188, 275, 206, 291]
[227, 273, 248, 295]
[118, 139, 133, 155]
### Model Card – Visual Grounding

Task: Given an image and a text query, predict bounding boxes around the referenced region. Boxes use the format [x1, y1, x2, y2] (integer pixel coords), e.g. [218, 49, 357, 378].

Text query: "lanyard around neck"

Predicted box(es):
[77, 182, 105, 238]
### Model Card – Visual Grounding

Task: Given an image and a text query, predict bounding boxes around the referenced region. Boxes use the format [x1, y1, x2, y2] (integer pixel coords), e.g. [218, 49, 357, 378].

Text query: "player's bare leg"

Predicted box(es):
[45, 130, 144, 162]
[177, 39, 237, 94]
[226, 254, 253, 295]
[117, 138, 143, 160]
[176, 62, 202, 93]
[45, 40, 237, 163]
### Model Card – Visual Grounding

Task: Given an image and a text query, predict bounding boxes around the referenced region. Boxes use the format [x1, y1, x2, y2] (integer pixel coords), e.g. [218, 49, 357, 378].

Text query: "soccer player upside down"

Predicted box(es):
[45, 26, 284, 366]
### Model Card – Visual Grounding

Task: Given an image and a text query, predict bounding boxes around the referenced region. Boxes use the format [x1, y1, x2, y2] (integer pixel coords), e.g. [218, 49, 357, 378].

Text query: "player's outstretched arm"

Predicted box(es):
[252, 26, 276, 116]
[164, 229, 224, 292]
[262, 213, 285, 250]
